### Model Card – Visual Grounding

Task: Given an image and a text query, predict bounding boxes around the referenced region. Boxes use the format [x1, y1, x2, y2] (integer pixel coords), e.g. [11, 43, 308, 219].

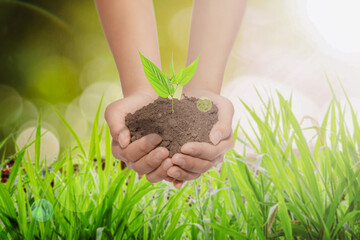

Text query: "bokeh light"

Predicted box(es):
[1, 0, 359, 159]
[0, 85, 23, 127]
[223, 75, 319, 126]
[168, 7, 192, 50]
[31, 199, 53, 222]
[80, 82, 122, 124]
[65, 98, 89, 138]
[19, 100, 39, 124]
[27, 56, 79, 103]
[223, 75, 320, 149]
[79, 57, 119, 89]
[16, 126, 60, 166]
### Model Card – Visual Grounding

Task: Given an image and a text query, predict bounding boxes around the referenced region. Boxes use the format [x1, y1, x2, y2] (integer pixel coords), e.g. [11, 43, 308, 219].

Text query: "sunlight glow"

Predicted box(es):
[306, 0, 360, 53]
[16, 126, 59, 166]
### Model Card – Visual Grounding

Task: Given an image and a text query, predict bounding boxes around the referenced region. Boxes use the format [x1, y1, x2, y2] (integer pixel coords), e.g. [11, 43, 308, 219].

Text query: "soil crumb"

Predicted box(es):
[125, 95, 218, 157]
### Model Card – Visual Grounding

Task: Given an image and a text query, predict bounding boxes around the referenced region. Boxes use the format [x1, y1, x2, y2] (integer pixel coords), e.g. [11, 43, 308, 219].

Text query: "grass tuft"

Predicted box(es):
[0, 91, 359, 239]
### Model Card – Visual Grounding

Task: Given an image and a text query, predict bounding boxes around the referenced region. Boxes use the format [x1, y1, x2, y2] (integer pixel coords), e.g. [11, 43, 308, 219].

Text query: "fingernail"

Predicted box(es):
[119, 131, 127, 148]
[171, 170, 180, 178]
[182, 146, 193, 154]
[162, 158, 172, 171]
[174, 157, 185, 167]
[211, 131, 222, 145]
[174, 182, 183, 189]
[155, 149, 165, 160]
[151, 134, 162, 146]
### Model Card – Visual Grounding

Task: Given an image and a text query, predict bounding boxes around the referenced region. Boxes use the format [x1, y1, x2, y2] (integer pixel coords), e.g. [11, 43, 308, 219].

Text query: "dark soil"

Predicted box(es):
[125, 95, 218, 157]
[1, 158, 15, 183]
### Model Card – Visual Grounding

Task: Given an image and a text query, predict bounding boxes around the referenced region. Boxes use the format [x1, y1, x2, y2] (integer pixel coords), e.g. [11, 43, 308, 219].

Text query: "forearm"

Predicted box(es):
[184, 0, 247, 94]
[95, 0, 160, 97]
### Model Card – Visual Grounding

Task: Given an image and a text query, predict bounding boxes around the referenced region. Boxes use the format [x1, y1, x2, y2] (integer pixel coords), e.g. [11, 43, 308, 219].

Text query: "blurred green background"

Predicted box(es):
[0, 0, 195, 157]
[2, 0, 360, 160]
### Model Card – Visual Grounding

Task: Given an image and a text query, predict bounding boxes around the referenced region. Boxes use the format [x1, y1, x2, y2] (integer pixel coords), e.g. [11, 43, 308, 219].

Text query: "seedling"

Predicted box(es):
[139, 51, 199, 113]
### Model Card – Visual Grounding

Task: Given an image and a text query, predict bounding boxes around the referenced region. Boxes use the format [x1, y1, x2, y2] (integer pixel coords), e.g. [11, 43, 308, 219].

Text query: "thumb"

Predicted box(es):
[118, 127, 131, 148]
[209, 122, 232, 145]
[210, 96, 234, 145]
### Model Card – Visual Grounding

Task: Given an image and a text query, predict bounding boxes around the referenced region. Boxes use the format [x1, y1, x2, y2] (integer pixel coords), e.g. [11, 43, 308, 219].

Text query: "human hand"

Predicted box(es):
[105, 90, 174, 183]
[167, 89, 234, 188]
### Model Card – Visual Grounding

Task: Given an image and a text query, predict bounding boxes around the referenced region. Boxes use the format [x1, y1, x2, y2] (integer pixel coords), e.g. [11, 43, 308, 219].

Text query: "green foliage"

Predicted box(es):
[139, 51, 172, 98]
[172, 57, 199, 86]
[0, 90, 360, 239]
[139, 51, 199, 112]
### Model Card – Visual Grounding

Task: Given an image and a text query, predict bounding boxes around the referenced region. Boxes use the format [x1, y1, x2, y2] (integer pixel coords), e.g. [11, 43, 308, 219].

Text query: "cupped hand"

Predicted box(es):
[167, 89, 235, 188]
[105, 90, 174, 183]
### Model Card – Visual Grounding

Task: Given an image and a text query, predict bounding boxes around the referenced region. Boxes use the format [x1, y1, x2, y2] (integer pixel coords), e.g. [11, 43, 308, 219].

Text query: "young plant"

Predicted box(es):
[139, 51, 199, 113]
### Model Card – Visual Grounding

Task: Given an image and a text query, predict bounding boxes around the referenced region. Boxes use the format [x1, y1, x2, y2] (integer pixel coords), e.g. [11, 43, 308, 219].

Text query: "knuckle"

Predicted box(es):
[133, 166, 146, 175]
[189, 146, 201, 158]
[121, 151, 133, 163]
[218, 124, 232, 139]
[139, 140, 151, 153]
[111, 147, 120, 160]
[104, 103, 115, 122]
[183, 157, 192, 169]
[146, 156, 160, 169]
[126, 162, 134, 170]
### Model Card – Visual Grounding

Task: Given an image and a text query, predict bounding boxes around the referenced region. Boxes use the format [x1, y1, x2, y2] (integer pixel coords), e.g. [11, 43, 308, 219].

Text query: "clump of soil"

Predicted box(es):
[125, 95, 218, 157]
[1, 158, 15, 183]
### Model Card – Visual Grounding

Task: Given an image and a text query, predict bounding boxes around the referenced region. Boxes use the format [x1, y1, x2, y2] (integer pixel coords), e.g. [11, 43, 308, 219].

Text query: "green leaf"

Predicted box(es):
[174, 57, 199, 86]
[170, 55, 175, 78]
[166, 75, 175, 96]
[6, 150, 24, 192]
[139, 51, 170, 98]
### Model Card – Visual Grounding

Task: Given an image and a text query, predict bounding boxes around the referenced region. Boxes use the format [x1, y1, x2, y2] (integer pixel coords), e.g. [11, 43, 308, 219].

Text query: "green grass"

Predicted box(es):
[0, 90, 360, 239]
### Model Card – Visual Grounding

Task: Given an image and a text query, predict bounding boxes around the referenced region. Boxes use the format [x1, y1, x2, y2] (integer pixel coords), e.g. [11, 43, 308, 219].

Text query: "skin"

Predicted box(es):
[96, 0, 247, 188]
[170, 0, 247, 188]
[96, 0, 172, 181]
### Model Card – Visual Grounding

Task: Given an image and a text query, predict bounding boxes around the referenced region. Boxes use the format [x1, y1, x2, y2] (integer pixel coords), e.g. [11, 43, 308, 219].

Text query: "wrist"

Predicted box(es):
[182, 84, 219, 97]
[124, 86, 158, 99]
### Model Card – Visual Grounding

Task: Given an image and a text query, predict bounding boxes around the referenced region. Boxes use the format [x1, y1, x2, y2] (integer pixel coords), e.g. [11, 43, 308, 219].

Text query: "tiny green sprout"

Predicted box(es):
[139, 51, 199, 113]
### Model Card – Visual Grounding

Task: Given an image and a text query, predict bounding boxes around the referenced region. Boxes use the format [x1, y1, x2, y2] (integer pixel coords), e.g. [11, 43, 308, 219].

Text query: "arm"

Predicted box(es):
[96, 0, 173, 183]
[184, 0, 247, 94]
[95, 0, 160, 97]
[169, 0, 247, 188]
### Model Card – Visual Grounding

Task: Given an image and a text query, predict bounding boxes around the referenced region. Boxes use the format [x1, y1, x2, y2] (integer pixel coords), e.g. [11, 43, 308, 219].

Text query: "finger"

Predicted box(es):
[111, 140, 126, 162]
[111, 134, 162, 163]
[122, 134, 162, 162]
[173, 180, 183, 189]
[131, 147, 169, 175]
[172, 153, 214, 174]
[181, 134, 234, 160]
[105, 101, 131, 148]
[209, 97, 234, 145]
[167, 166, 201, 181]
[146, 158, 173, 183]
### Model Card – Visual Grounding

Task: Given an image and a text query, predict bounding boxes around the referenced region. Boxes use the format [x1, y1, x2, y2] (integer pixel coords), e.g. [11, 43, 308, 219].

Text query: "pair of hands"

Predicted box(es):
[105, 88, 234, 188]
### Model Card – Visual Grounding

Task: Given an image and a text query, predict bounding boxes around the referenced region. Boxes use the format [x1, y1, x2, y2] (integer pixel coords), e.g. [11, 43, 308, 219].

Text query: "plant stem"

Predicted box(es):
[171, 97, 174, 113]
